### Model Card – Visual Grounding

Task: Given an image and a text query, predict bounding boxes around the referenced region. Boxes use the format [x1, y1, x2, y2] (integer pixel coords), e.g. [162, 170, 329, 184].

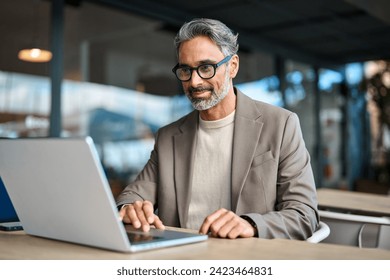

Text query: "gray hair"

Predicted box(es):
[174, 18, 239, 57]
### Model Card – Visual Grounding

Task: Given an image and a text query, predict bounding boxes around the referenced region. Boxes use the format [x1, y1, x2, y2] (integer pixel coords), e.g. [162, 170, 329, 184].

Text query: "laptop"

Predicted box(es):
[0, 177, 23, 231]
[0, 137, 207, 252]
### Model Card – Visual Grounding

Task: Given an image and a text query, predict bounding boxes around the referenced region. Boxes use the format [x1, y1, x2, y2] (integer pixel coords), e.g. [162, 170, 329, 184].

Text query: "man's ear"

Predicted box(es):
[230, 54, 239, 78]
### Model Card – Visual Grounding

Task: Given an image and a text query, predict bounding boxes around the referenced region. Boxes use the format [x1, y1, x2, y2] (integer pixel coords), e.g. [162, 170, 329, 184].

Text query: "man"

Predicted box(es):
[117, 18, 319, 239]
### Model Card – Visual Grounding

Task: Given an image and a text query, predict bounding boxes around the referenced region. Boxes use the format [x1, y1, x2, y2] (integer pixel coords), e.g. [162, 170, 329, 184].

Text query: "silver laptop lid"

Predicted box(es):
[0, 137, 207, 252]
[0, 137, 132, 252]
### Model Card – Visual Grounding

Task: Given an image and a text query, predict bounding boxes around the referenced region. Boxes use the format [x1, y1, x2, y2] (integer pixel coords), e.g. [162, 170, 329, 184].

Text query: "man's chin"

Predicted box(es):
[191, 100, 208, 110]
[191, 99, 218, 111]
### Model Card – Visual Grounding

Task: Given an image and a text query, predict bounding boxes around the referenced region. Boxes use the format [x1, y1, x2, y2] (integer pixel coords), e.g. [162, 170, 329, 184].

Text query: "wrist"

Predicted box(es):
[241, 215, 258, 237]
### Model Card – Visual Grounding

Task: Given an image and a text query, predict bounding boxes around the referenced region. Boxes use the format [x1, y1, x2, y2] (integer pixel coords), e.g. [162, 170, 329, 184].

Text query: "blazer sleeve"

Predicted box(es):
[115, 132, 160, 208]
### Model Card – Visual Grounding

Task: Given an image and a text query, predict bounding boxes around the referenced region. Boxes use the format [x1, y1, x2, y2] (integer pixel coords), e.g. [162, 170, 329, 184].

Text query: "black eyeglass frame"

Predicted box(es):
[172, 55, 233, 81]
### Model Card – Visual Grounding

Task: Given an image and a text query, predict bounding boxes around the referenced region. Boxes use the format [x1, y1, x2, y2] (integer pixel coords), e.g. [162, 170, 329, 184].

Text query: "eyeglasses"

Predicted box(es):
[172, 55, 232, 82]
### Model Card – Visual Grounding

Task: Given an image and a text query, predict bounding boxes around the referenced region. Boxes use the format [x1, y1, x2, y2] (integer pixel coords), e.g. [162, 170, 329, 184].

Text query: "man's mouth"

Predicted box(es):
[189, 87, 212, 96]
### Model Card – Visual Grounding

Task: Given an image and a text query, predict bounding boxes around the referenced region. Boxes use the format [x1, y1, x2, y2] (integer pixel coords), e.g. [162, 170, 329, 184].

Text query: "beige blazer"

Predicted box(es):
[116, 88, 319, 239]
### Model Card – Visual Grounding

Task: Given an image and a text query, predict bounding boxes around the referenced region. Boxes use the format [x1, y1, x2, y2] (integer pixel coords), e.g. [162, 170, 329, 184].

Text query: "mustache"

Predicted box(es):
[188, 86, 213, 94]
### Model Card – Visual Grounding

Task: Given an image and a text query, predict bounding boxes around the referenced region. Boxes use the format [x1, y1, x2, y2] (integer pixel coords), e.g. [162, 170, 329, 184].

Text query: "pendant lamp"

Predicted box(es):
[18, 0, 52, 63]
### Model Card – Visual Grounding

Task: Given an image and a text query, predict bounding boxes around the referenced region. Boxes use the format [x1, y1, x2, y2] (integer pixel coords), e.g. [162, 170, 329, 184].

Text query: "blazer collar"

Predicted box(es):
[173, 111, 198, 226]
[231, 88, 264, 211]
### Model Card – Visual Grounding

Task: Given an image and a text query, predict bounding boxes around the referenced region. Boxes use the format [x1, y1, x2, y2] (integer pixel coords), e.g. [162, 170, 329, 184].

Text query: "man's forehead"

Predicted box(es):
[178, 36, 223, 63]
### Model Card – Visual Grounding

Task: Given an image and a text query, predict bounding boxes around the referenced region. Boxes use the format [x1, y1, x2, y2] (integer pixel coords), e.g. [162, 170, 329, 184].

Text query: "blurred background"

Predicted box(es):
[1, 0, 389, 197]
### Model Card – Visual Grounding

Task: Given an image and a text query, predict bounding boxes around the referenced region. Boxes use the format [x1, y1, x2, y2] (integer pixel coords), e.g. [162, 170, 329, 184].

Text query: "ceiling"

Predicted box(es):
[90, 0, 390, 67]
[1, 0, 390, 85]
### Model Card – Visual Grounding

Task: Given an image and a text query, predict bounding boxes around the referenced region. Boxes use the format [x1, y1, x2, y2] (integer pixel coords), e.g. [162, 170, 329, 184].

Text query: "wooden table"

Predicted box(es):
[1, 228, 390, 260]
[317, 188, 390, 217]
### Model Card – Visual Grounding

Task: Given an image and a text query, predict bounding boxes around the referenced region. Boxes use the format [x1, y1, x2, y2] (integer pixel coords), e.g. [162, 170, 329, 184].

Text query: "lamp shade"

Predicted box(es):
[18, 48, 52, 63]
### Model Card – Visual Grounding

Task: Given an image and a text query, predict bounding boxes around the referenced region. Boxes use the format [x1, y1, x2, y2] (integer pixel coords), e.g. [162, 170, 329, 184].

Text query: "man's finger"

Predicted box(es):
[199, 208, 228, 235]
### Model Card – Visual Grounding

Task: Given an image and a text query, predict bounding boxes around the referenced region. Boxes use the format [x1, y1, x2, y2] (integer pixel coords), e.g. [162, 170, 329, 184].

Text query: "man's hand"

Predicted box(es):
[199, 208, 257, 238]
[119, 200, 165, 232]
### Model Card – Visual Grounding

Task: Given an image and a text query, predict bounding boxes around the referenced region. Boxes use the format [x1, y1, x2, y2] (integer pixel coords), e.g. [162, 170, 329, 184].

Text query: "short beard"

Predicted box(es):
[185, 70, 231, 111]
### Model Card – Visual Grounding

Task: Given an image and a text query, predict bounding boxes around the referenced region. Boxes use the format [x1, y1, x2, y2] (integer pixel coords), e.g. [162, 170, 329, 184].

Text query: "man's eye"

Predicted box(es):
[179, 68, 191, 74]
[199, 65, 213, 73]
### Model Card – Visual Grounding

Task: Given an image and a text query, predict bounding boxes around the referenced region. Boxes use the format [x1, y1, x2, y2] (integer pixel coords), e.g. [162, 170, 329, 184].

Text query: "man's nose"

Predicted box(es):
[188, 69, 203, 85]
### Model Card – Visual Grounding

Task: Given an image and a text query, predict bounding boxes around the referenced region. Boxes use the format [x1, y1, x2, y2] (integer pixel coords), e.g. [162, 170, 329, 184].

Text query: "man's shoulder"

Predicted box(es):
[255, 100, 293, 119]
[236, 89, 294, 120]
[157, 110, 196, 134]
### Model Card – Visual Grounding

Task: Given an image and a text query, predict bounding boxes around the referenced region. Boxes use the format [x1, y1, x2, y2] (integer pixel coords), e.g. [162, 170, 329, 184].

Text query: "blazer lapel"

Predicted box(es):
[173, 111, 198, 226]
[231, 90, 263, 211]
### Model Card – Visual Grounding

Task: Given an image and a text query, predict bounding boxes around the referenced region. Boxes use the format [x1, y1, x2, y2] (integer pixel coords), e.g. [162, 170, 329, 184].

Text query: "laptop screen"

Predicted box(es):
[0, 177, 19, 223]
